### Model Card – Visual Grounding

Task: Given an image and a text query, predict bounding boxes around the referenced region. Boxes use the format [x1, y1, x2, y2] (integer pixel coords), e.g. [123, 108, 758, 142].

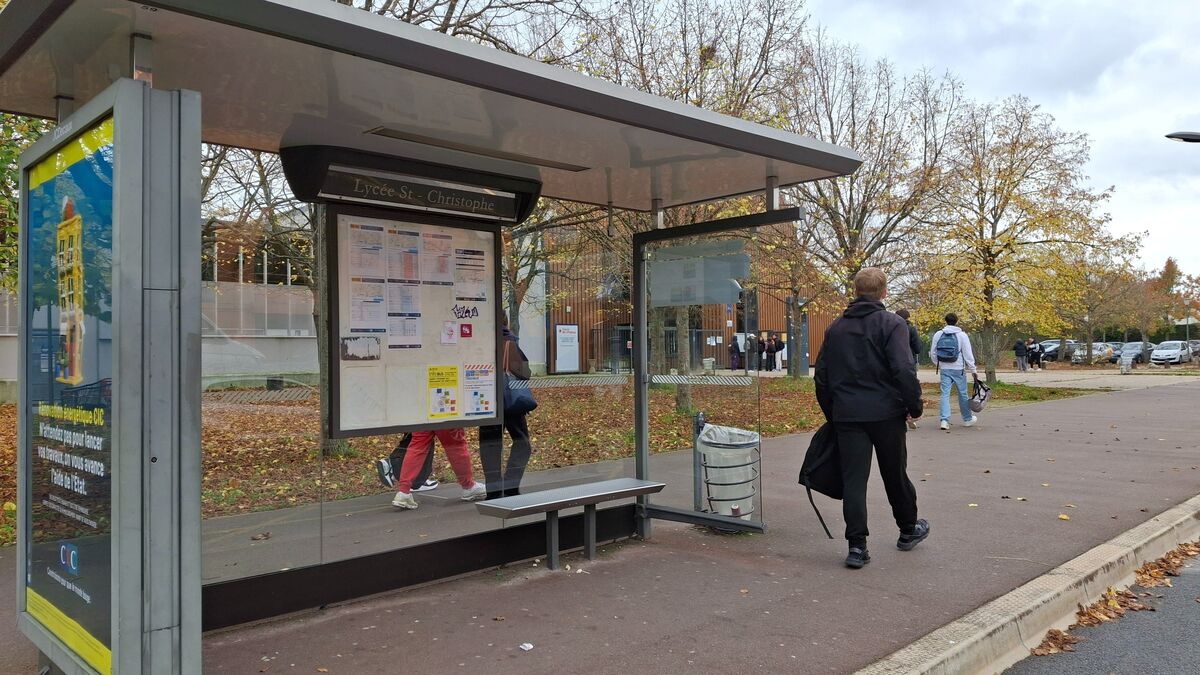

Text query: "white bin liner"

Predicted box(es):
[697, 423, 760, 520]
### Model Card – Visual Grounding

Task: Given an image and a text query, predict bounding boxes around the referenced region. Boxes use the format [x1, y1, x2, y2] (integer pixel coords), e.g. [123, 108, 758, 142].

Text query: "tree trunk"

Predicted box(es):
[312, 205, 349, 457]
[649, 307, 667, 375]
[979, 318, 999, 385]
[674, 305, 692, 413]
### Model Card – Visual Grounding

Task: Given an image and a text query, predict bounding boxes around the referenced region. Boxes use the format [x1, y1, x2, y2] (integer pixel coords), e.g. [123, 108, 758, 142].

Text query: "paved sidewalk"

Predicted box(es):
[203, 380, 1200, 674]
[918, 367, 1200, 391]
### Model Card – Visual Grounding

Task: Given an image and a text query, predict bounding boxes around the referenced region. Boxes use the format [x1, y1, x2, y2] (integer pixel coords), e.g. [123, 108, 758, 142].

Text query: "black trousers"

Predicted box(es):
[835, 418, 918, 548]
[479, 413, 532, 496]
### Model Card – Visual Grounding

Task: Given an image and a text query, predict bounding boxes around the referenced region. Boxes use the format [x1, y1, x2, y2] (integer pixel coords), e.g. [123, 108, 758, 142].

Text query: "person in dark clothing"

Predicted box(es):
[1013, 338, 1029, 372]
[894, 309, 922, 369]
[746, 334, 759, 371]
[765, 336, 778, 372]
[728, 336, 742, 370]
[479, 314, 534, 499]
[814, 267, 929, 569]
[757, 335, 767, 371]
[894, 308, 923, 429]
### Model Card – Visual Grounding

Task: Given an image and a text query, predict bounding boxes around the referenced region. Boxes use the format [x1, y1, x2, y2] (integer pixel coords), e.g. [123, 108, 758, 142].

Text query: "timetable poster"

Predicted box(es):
[335, 213, 498, 432]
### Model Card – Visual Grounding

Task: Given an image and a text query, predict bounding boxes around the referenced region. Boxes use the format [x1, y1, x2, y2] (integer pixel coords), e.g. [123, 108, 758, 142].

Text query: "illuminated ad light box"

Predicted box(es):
[21, 116, 115, 675]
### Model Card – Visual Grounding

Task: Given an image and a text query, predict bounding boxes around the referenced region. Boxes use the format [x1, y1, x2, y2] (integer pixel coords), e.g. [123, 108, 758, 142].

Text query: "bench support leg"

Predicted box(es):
[583, 504, 597, 560]
[546, 510, 560, 570]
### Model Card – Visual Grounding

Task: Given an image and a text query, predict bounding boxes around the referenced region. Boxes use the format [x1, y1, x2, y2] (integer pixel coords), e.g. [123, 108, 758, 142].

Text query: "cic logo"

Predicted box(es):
[59, 543, 80, 577]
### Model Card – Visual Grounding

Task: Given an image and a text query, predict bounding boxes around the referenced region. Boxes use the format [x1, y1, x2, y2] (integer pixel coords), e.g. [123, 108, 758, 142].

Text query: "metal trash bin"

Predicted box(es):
[697, 423, 759, 520]
[702, 357, 716, 374]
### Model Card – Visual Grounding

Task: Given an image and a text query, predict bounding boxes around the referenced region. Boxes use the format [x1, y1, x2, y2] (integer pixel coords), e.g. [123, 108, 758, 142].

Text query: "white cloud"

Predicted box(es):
[808, 0, 1200, 275]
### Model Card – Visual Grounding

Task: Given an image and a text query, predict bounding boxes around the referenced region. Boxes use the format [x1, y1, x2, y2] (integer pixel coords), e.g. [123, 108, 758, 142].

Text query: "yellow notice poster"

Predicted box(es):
[427, 365, 460, 419]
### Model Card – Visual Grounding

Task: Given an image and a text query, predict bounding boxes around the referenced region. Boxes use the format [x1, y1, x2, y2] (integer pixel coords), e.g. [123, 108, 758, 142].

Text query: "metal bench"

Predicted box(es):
[474, 478, 665, 570]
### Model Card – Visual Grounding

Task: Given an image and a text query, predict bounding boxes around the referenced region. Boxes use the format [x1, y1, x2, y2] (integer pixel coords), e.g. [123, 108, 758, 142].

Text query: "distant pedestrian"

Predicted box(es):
[814, 267, 928, 569]
[765, 335, 778, 372]
[895, 309, 922, 429]
[757, 334, 767, 371]
[930, 313, 978, 431]
[729, 336, 742, 370]
[1014, 338, 1029, 372]
[746, 334, 759, 371]
[1027, 339, 1042, 371]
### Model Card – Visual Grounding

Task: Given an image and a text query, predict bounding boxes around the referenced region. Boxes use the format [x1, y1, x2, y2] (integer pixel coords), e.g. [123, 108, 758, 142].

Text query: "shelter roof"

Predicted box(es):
[0, 0, 861, 210]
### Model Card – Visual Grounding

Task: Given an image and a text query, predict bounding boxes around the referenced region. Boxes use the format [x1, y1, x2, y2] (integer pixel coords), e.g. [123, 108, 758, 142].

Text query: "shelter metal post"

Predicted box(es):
[765, 175, 779, 210]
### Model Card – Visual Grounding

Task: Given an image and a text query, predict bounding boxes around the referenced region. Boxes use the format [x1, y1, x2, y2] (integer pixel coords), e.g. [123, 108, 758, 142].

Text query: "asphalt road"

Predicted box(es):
[1006, 556, 1200, 675]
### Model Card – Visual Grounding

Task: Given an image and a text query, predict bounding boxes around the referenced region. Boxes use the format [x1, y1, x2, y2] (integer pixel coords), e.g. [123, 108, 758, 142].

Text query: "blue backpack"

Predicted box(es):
[935, 331, 961, 363]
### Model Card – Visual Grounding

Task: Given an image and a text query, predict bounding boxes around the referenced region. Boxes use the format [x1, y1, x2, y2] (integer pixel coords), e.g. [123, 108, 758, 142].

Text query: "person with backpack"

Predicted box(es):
[1014, 338, 1029, 372]
[814, 267, 928, 569]
[929, 313, 978, 431]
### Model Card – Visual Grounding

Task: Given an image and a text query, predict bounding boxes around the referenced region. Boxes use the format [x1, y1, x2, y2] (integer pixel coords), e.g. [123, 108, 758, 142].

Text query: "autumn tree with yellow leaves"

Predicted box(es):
[913, 96, 1113, 384]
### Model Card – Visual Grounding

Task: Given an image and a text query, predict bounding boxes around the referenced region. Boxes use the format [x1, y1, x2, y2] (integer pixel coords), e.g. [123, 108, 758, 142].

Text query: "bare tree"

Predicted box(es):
[779, 31, 963, 295]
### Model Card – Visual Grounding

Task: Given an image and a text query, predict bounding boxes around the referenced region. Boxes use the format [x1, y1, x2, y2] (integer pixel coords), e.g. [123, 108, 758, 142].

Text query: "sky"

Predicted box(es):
[807, 0, 1200, 276]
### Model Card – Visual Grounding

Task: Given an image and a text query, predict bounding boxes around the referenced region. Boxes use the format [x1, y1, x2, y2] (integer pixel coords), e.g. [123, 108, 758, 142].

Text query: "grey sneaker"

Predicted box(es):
[391, 491, 418, 510]
[845, 547, 871, 569]
[897, 519, 930, 551]
[460, 482, 487, 501]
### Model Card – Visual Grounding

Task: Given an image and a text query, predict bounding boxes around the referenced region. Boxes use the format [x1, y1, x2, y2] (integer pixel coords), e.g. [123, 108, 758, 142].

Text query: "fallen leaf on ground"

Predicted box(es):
[250, 532, 271, 541]
[1016, 497, 1027, 501]
[317, 669, 329, 673]
[968, 503, 979, 508]
[1041, 483, 1050, 487]
[1058, 514, 1071, 521]
[1031, 628, 1081, 656]
[1064, 504, 1076, 508]
[1135, 541, 1200, 587]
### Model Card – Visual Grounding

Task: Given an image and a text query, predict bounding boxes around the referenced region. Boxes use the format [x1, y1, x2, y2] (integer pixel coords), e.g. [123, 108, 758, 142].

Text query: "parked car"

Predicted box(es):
[1150, 341, 1193, 365]
[1107, 343, 1123, 363]
[1040, 339, 1078, 362]
[1119, 341, 1153, 364]
[1072, 342, 1113, 364]
[1190, 339, 1200, 357]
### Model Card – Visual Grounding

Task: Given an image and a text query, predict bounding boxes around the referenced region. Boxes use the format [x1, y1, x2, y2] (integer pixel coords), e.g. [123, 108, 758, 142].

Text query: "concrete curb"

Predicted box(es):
[856, 493, 1200, 675]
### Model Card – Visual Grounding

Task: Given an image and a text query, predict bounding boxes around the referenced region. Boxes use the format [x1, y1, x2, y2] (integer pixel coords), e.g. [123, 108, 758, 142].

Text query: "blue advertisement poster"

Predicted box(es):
[23, 117, 114, 674]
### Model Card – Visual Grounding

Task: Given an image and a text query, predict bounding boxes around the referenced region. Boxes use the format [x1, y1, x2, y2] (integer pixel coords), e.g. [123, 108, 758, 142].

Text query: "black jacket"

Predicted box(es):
[815, 298, 923, 422]
[906, 322, 922, 361]
[1014, 340, 1028, 357]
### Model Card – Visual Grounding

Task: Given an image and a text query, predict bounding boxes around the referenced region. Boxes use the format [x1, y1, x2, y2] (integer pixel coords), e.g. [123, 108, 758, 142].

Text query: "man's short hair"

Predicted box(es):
[896, 308, 911, 320]
[853, 267, 887, 300]
[945, 313, 958, 326]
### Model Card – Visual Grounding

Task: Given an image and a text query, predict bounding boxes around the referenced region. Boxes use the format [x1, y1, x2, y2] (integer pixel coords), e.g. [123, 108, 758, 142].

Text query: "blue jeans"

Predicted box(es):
[939, 369, 973, 422]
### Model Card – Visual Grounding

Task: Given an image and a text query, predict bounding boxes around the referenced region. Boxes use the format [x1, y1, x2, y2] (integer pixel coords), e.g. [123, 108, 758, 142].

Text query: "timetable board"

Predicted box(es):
[331, 211, 499, 435]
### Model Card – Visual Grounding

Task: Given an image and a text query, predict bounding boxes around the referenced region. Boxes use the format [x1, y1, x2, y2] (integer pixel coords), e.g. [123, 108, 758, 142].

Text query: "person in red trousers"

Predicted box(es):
[391, 428, 486, 509]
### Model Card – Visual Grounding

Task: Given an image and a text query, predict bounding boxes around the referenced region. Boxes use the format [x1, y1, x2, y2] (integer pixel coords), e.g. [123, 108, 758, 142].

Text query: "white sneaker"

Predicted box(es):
[413, 478, 440, 492]
[962, 416, 977, 427]
[391, 491, 418, 509]
[939, 420, 949, 431]
[460, 482, 487, 501]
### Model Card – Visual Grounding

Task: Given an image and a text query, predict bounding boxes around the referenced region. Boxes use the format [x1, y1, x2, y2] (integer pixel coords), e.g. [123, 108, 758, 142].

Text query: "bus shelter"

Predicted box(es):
[0, 1, 861, 672]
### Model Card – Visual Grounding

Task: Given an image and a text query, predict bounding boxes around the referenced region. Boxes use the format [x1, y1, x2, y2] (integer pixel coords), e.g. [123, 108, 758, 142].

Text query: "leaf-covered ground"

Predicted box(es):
[0, 379, 1087, 544]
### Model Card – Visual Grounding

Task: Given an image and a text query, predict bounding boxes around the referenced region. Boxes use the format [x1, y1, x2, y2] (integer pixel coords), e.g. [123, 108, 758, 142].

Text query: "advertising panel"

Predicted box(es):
[22, 117, 115, 674]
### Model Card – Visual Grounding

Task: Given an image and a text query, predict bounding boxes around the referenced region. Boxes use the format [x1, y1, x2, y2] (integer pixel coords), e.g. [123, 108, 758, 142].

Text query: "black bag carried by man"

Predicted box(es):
[969, 375, 991, 413]
[798, 422, 841, 539]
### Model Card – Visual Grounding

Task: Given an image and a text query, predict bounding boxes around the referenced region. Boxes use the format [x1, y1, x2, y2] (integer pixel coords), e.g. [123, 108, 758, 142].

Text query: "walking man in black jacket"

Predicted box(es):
[815, 268, 930, 568]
